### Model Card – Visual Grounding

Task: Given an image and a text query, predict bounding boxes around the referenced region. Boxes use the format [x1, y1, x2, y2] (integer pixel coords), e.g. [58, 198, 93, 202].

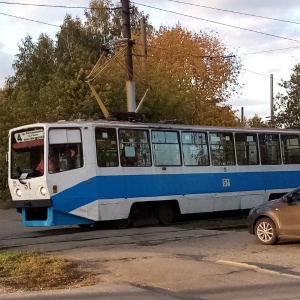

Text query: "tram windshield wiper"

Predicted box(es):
[16, 168, 29, 184]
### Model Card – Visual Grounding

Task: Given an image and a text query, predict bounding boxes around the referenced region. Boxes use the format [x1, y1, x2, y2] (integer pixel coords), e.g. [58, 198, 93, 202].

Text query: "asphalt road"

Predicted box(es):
[1, 209, 300, 300]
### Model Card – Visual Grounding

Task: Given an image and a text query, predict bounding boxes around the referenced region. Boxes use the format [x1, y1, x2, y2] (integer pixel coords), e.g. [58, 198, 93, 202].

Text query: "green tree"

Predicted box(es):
[274, 64, 300, 128]
[246, 114, 269, 128]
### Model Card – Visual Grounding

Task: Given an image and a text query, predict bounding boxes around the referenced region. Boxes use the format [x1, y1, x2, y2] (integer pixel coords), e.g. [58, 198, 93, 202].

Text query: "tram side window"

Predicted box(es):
[281, 134, 300, 164]
[235, 133, 259, 165]
[182, 132, 209, 166]
[95, 128, 118, 167]
[209, 132, 235, 166]
[259, 134, 281, 165]
[152, 131, 181, 166]
[49, 129, 83, 172]
[95, 127, 119, 167]
[119, 129, 151, 167]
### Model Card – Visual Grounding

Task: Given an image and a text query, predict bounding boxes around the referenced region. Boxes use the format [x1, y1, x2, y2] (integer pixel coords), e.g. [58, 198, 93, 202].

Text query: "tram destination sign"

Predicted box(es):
[15, 129, 44, 143]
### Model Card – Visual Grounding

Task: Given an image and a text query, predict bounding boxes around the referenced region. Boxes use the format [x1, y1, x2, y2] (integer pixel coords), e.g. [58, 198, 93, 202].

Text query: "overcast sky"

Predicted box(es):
[1, 0, 300, 121]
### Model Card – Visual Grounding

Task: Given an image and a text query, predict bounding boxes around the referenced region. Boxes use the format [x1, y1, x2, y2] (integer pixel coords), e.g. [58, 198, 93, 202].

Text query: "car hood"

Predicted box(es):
[255, 198, 283, 211]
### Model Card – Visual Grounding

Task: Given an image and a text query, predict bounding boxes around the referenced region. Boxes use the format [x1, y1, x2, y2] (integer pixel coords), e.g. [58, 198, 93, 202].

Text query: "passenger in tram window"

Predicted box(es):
[61, 145, 78, 170]
[35, 153, 56, 175]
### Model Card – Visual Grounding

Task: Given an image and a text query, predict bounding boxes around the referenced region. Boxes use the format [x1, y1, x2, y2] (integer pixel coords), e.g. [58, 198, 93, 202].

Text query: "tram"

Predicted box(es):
[8, 119, 300, 227]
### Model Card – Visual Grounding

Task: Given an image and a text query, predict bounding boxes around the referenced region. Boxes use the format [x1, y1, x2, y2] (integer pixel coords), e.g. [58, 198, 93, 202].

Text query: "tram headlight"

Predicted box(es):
[39, 187, 47, 196]
[15, 188, 22, 197]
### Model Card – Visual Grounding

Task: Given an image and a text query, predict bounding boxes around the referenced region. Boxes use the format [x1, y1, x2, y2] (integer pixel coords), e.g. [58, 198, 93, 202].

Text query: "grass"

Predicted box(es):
[0, 200, 12, 210]
[0, 250, 97, 291]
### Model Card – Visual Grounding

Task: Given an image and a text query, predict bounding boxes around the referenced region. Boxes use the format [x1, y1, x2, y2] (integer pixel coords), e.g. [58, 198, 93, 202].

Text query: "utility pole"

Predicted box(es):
[121, 0, 136, 112]
[140, 16, 147, 73]
[241, 107, 244, 123]
[270, 74, 274, 126]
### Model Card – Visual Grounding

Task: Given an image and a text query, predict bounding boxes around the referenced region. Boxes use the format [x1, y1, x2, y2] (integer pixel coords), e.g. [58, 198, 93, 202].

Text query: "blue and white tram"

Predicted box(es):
[8, 120, 300, 227]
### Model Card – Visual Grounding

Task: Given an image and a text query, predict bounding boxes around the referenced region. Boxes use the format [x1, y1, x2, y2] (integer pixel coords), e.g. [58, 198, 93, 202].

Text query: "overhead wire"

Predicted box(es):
[0, 1, 118, 10]
[132, 2, 300, 44]
[0, 12, 60, 27]
[2, 0, 299, 25]
[2, 1, 300, 48]
[0, 0, 297, 83]
[245, 46, 300, 55]
[162, 0, 300, 25]
[243, 69, 282, 81]
[134, 41, 235, 60]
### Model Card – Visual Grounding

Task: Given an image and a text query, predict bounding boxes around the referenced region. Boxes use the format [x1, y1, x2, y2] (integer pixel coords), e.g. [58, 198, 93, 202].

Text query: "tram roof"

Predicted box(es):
[10, 119, 300, 135]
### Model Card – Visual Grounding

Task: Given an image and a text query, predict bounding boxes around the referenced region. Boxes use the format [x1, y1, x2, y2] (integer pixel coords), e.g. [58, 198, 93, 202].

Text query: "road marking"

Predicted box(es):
[217, 260, 300, 280]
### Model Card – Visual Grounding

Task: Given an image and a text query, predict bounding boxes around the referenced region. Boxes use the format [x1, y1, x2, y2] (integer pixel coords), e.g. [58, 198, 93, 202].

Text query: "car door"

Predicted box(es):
[279, 190, 300, 236]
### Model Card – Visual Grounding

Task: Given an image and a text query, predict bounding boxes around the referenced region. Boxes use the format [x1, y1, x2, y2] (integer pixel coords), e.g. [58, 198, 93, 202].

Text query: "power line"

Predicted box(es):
[2, 2, 299, 58]
[243, 69, 281, 81]
[245, 46, 300, 55]
[3, 0, 298, 26]
[134, 41, 235, 59]
[0, 12, 60, 27]
[132, 2, 300, 44]
[0, 1, 116, 10]
[163, 0, 300, 26]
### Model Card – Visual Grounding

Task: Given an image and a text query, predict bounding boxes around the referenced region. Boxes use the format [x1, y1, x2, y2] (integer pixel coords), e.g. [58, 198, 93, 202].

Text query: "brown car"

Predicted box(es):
[248, 187, 300, 245]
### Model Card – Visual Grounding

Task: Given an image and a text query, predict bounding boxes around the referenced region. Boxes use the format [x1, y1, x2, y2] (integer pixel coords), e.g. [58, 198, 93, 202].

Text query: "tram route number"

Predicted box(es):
[222, 179, 230, 187]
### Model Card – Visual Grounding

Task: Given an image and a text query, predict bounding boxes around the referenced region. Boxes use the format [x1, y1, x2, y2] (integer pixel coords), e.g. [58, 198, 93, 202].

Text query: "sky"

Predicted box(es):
[0, 0, 300, 121]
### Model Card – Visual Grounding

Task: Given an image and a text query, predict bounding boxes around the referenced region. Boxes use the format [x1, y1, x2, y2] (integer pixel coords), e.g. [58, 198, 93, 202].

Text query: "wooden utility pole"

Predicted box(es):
[121, 0, 136, 112]
[140, 16, 147, 73]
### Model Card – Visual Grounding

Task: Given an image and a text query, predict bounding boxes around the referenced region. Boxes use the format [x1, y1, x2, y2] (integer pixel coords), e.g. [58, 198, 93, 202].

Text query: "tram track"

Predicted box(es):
[0, 224, 226, 252]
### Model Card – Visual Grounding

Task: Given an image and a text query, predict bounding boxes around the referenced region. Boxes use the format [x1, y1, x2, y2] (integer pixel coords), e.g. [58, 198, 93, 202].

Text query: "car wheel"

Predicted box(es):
[255, 217, 278, 245]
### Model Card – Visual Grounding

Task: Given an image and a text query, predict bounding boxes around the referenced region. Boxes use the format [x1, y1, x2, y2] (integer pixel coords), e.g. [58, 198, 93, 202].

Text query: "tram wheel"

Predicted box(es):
[158, 203, 174, 225]
[78, 223, 93, 229]
[114, 217, 132, 229]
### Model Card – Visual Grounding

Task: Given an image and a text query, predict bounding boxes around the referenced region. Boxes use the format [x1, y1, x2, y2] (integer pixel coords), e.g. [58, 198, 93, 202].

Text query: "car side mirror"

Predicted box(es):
[283, 194, 293, 203]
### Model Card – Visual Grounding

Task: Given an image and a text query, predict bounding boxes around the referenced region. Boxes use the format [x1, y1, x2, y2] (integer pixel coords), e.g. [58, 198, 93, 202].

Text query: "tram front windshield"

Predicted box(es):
[10, 128, 45, 179]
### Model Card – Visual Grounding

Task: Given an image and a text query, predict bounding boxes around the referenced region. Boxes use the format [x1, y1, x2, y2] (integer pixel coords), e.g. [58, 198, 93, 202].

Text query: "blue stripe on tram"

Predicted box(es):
[52, 170, 300, 212]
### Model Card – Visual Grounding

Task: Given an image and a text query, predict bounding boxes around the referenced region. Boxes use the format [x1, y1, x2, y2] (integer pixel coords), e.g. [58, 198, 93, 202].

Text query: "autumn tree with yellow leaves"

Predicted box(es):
[130, 25, 242, 126]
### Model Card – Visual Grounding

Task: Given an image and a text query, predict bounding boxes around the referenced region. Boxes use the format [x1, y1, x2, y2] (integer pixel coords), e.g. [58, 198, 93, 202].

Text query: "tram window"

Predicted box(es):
[281, 134, 300, 164]
[235, 133, 259, 165]
[95, 128, 118, 167]
[182, 132, 209, 166]
[209, 132, 235, 166]
[259, 134, 281, 165]
[152, 131, 181, 166]
[49, 129, 83, 172]
[119, 129, 151, 167]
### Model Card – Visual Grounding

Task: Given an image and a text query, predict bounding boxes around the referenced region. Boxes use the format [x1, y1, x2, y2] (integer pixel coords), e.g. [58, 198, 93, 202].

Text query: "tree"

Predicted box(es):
[274, 64, 300, 128]
[131, 25, 242, 125]
[246, 115, 269, 128]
